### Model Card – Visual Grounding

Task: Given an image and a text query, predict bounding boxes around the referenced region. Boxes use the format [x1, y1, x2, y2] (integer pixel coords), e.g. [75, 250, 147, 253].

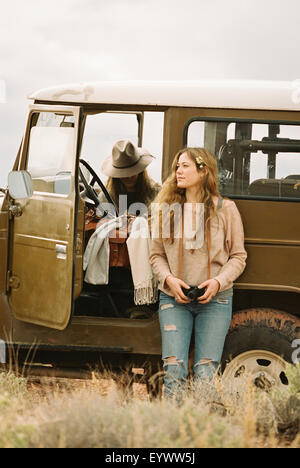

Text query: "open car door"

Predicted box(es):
[8, 105, 82, 330]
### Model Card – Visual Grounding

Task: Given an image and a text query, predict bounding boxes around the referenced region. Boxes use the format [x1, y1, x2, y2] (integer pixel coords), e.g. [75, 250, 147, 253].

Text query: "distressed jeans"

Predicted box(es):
[159, 291, 232, 401]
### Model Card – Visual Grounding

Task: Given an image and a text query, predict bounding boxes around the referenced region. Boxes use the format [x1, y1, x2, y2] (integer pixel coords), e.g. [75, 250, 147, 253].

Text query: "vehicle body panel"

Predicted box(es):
[28, 80, 300, 111]
[9, 104, 81, 330]
[13, 315, 162, 355]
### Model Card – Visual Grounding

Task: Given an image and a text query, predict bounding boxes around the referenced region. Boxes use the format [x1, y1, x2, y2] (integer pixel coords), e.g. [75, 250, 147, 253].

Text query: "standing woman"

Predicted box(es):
[149, 147, 247, 401]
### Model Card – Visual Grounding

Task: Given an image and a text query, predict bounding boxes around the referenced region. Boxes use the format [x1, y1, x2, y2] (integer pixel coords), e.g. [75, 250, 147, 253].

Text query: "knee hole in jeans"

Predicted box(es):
[196, 358, 214, 366]
[163, 356, 186, 368]
[164, 356, 178, 364]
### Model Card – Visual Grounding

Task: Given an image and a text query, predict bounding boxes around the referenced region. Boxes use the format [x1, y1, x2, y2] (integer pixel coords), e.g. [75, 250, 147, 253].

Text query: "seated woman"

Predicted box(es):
[99, 139, 161, 216]
[98, 140, 161, 313]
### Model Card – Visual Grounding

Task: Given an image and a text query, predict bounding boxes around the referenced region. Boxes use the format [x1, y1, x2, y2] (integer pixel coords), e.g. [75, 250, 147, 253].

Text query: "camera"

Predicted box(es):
[181, 285, 207, 303]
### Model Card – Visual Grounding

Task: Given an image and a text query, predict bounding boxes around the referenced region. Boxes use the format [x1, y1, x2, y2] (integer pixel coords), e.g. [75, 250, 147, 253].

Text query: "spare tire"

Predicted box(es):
[221, 308, 300, 391]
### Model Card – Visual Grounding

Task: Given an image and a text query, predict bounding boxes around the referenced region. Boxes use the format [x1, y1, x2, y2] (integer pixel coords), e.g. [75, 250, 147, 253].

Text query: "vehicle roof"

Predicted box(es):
[28, 79, 300, 111]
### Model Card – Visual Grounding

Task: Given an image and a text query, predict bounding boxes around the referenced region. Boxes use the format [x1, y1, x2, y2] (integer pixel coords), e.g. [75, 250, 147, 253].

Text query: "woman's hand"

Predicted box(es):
[197, 278, 220, 304]
[165, 275, 191, 303]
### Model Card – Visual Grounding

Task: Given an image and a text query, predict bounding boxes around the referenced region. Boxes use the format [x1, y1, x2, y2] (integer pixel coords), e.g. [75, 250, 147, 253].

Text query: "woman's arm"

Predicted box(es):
[149, 237, 173, 289]
[212, 201, 247, 292]
[149, 237, 190, 301]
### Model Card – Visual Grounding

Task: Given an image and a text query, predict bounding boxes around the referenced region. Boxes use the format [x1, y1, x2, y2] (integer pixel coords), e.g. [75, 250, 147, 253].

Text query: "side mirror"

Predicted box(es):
[8, 171, 33, 199]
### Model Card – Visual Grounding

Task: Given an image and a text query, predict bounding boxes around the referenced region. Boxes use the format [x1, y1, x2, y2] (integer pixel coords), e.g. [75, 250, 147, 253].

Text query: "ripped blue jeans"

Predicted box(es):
[159, 291, 232, 401]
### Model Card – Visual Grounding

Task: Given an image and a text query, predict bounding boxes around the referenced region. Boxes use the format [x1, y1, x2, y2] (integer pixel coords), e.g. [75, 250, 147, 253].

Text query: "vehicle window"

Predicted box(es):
[80, 111, 164, 184]
[26, 112, 76, 195]
[187, 121, 205, 147]
[186, 119, 300, 200]
[80, 112, 139, 184]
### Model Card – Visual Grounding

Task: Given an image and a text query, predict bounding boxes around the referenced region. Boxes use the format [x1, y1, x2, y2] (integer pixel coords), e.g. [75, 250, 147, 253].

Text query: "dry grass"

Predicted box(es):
[0, 365, 299, 448]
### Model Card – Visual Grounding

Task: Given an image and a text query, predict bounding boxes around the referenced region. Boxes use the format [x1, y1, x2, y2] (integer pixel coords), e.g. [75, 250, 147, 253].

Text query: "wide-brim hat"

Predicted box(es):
[101, 139, 155, 178]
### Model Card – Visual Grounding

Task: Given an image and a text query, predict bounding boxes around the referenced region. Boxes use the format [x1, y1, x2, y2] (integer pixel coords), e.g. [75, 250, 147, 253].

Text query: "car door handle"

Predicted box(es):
[56, 244, 67, 259]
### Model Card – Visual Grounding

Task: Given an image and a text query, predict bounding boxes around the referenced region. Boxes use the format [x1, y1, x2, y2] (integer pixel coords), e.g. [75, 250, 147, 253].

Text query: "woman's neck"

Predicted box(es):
[185, 186, 202, 203]
[185, 188, 218, 206]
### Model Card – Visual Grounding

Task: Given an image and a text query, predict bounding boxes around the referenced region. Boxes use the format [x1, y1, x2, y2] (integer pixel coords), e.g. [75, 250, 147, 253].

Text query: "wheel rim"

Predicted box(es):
[222, 350, 289, 391]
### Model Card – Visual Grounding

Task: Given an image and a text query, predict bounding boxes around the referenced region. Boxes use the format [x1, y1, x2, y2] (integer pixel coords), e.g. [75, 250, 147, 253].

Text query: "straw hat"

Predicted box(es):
[101, 140, 154, 178]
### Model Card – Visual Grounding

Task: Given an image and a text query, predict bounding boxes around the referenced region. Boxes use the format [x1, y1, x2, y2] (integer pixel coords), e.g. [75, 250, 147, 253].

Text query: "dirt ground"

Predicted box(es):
[26, 375, 149, 401]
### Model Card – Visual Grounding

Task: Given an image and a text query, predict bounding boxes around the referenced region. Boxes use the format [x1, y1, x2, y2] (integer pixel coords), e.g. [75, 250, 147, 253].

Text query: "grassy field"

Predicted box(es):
[0, 364, 299, 448]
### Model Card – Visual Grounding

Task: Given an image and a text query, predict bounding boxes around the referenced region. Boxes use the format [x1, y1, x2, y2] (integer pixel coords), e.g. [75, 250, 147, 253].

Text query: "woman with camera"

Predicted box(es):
[149, 147, 247, 401]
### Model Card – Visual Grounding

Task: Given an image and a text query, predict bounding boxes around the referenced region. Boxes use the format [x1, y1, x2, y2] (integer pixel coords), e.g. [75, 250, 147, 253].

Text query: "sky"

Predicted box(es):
[1, 0, 300, 186]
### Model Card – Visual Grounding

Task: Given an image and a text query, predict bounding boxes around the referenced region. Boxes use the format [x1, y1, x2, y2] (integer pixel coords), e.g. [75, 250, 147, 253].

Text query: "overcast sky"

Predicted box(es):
[1, 0, 300, 186]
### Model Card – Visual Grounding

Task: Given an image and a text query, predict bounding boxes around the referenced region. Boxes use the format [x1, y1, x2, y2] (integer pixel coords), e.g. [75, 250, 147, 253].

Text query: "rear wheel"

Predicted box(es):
[221, 308, 300, 391]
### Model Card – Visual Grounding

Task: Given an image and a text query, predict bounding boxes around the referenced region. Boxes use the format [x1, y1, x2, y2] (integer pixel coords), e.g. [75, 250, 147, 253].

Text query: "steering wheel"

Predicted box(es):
[79, 159, 119, 216]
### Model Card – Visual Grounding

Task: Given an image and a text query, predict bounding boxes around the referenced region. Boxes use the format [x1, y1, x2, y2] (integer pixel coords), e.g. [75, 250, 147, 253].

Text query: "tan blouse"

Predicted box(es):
[149, 199, 247, 296]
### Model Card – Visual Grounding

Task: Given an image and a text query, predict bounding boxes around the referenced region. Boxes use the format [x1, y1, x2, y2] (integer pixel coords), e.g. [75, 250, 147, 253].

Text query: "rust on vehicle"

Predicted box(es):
[231, 308, 300, 339]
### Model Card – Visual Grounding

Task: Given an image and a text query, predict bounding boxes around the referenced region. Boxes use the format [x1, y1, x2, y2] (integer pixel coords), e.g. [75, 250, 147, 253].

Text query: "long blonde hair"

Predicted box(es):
[153, 147, 221, 242]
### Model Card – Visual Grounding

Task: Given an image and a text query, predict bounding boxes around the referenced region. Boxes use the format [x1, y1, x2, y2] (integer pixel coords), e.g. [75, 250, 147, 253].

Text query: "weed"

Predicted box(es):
[0, 366, 298, 448]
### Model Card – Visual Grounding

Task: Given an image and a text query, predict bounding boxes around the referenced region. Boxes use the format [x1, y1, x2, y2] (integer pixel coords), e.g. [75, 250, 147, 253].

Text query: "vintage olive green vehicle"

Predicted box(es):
[0, 80, 299, 390]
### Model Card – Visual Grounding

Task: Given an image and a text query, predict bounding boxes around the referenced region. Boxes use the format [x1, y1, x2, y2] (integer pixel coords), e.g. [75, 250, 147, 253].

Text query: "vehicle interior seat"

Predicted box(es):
[75, 267, 158, 319]
[248, 179, 281, 197]
[248, 178, 300, 198]
[284, 174, 300, 180]
[281, 177, 300, 197]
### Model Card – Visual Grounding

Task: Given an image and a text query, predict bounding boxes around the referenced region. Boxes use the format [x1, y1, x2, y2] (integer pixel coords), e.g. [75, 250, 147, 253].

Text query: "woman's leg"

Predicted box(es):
[159, 292, 193, 401]
[193, 297, 232, 381]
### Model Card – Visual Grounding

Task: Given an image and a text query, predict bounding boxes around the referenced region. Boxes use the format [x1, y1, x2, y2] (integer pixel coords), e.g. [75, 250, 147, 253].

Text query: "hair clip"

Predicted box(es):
[195, 156, 206, 168]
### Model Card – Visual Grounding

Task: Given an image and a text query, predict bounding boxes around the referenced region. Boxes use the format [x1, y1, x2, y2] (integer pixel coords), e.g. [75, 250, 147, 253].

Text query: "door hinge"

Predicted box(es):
[8, 203, 23, 219]
[6, 271, 21, 291]
[76, 233, 82, 255]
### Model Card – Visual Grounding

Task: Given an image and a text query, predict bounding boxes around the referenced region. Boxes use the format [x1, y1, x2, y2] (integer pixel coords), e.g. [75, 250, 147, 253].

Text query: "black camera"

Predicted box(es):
[181, 286, 207, 303]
